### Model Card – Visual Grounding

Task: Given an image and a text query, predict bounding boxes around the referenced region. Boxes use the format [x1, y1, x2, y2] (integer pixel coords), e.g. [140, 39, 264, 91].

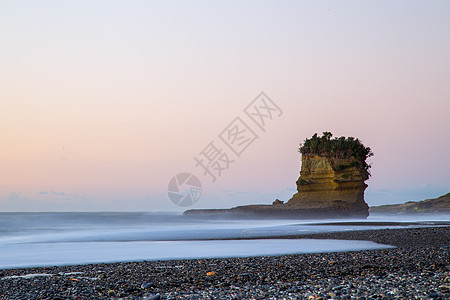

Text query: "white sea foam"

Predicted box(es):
[0, 212, 447, 269]
[0, 239, 395, 269]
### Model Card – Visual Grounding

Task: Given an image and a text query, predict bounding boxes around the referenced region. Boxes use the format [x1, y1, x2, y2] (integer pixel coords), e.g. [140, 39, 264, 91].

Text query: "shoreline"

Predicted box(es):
[1, 226, 449, 299]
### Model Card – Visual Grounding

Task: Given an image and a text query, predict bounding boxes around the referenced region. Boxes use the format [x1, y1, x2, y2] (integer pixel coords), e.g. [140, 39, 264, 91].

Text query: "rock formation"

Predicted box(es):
[370, 193, 450, 214]
[286, 154, 369, 217]
[185, 132, 372, 218]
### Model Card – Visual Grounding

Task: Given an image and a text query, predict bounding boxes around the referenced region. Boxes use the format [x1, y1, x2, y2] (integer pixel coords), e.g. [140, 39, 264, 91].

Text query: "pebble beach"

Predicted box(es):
[1, 226, 449, 300]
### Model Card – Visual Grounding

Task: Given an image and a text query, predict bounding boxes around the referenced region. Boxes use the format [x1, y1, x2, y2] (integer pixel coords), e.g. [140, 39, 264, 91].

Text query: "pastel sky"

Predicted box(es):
[1, 1, 449, 212]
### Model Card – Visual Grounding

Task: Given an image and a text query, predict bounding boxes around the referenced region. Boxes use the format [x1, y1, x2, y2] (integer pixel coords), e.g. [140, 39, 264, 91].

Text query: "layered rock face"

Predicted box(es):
[287, 154, 369, 217]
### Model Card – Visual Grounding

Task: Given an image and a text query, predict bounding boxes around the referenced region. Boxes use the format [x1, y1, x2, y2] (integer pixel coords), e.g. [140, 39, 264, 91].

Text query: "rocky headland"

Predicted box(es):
[370, 193, 450, 214]
[185, 132, 373, 218]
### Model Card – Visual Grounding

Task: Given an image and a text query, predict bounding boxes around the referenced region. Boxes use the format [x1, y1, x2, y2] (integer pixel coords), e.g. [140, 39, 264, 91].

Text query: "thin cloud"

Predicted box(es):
[51, 191, 66, 196]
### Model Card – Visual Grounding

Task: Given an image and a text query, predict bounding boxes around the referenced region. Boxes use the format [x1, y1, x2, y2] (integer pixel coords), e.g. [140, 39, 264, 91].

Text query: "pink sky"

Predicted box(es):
[1, 1, 449, 211]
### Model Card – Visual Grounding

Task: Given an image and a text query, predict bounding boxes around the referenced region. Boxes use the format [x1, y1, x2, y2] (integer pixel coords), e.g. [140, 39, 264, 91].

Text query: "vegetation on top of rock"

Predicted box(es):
[299, 132, 373, 174]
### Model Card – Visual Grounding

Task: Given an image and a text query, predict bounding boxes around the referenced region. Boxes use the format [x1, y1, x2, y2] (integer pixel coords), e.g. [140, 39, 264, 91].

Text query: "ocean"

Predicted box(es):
[0, 212, 448, 269]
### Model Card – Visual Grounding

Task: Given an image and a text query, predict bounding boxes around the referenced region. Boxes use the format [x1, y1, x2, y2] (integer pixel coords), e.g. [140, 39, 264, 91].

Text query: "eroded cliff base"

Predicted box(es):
[285, 154, 369, 217]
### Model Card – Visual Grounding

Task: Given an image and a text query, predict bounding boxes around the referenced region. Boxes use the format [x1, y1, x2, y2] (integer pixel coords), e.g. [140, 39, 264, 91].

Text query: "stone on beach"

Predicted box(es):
[0, 227, 448, 299]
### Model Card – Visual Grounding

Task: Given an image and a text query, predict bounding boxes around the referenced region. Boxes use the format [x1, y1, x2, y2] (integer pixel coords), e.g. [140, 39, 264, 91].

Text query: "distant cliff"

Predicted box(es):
[185, 132, 373, 218]
[370, 193, 450, 214]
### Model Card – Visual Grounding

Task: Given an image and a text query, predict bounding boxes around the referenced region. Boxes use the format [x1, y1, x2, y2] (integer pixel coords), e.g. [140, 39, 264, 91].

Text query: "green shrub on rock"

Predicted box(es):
[299, 132, 373, 175]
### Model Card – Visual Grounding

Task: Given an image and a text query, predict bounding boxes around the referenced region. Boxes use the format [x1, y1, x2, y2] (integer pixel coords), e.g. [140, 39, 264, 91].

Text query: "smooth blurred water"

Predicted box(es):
[1, 239, 396, 269]
[0, 212, 447, 269]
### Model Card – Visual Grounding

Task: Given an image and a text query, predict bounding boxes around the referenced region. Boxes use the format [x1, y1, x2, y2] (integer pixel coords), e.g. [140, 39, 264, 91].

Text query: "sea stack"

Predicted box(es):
[185, 132, 373, 218]
[286, 154, 370, 216]
[286, 132, 372, 217]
